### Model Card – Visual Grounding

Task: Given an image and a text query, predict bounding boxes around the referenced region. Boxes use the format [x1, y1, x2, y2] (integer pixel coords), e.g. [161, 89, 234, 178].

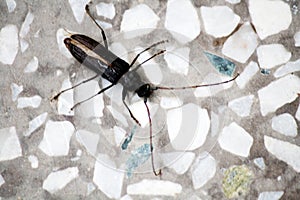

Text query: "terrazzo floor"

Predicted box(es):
[0, 0, 300, 199]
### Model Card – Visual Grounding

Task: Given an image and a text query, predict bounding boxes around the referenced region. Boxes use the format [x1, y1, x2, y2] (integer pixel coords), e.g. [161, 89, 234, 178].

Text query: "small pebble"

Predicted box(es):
[24, 56, 39, 73]
[28, 155, 39, 168]
[17, 95, 42, 109]
[5, 0, 16, 12]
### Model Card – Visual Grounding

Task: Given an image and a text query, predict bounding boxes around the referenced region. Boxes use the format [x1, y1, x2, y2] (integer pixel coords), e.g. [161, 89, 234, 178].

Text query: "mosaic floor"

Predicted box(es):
[0, 0, 300, 199]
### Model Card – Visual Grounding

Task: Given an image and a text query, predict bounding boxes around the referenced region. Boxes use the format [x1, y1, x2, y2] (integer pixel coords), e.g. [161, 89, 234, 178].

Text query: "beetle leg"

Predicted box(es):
[85, 4, 108, 50]
[122, 88, 141, 126]
[51, 73, 101, 101]
[71, 83, 114, 110]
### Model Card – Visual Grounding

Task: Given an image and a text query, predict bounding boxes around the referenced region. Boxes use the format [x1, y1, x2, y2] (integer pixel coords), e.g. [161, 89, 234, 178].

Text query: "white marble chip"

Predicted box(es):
[20, 38, 29, 53]
[96, 2, 115, 19]
[57, 78, 74, 116]
[134, 46, 163, 85]
[235, 61, 259, 89]
[17, 95, 42, 109]
[277, 176, 282, 182]
[19, 11, 34, 38]
[264, 136, 300, 172]
[74, 80, 104, 118]
[34, 29, 40, 38]
[71, 149, 82, 162]
[43, 167, 79, 194]
[222, 22, 258, 63]
[258, 191, 284, 200]
[200, 6, 240, 38]
[160, 152, 195, 174]
[253, 157, 265, 170]
[86, 182, 96, 196]
[68, 0, 91, 24]
[295, 31, 300, 47]
[24, 56, 39, 73]
[0, 127, 22, 161]
[0, 174, 4, 187]
[110, 42, 128, 63]
[113, 126, 126, 146]
[296, 104, 300, 121]
[76, 130, 99, 155]
[210, 111, 219, 137]
[128, 100, 158, 128]
[164, 47, 190, 75]
[107, 106, 128, 127]
[143, 63, 163, 85]
[228, 95, 254, 117]
[120, 195, 133, 200]
[6, 0, 16, 13]
[274, 59, 300, 78]
[24, 112, 48, 137]
[103, 82, 123, 106]
[93, 154, 124, 199]
[218, 122, 253, 157]
[167, 103, 210, 151]
[271, 113, 297, 137]
[11, 83, 23, 102]
[165, 0, 200, 44]
[225, 0, 241, 4]
[96, 20, 112, 29]
[191, 153, 216, 189]
[120, 4, 159, 39]
[39, 120, 74, 156]
[77, 149, 82, 156]
[56, 28, 73, 59]
[160, 96, 183, 109]
[258, 74, 300, 116]
[28, 155, 39, 168]
[0, 24, 19, 65]
[249, 0, 292, 40]
[256, 44, 291, 69]
[127, 179, 182, 196]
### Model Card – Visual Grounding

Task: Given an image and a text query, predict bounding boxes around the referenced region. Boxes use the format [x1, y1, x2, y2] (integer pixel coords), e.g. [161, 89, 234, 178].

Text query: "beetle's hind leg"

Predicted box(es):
[51, 73, 101, 101]
[71, 83, 114, 110]
[85, 4, 108, 50]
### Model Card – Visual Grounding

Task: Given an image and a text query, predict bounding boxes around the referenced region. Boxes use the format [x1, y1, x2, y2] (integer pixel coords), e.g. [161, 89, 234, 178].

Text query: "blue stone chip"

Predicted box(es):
[205, 52, 236, 77]
[121, 125, 137, 150]
[126, 143, 151, 177]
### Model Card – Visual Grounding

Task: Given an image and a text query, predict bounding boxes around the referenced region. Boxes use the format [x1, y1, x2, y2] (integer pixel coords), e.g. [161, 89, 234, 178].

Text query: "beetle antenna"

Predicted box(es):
[130, 40, 168, 69]
[133, 50, 166, 72]
[144, 98, 162, 176]
[154, 73, 240, 91]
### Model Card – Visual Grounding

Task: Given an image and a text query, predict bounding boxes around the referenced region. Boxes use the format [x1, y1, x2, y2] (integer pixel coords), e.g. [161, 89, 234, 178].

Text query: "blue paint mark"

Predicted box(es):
[126, 143, 151, 177]
[121, 126, 137, 150]
[205, 52, 236, 77]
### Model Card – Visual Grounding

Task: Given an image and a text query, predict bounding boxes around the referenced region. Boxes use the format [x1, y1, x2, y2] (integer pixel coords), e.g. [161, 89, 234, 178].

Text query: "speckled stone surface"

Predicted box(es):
[0, 0, 300, 199]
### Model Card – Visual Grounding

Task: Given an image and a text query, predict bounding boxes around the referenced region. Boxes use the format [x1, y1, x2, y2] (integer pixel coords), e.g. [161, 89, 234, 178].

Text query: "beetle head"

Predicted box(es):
[135, 84, 154, 98]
